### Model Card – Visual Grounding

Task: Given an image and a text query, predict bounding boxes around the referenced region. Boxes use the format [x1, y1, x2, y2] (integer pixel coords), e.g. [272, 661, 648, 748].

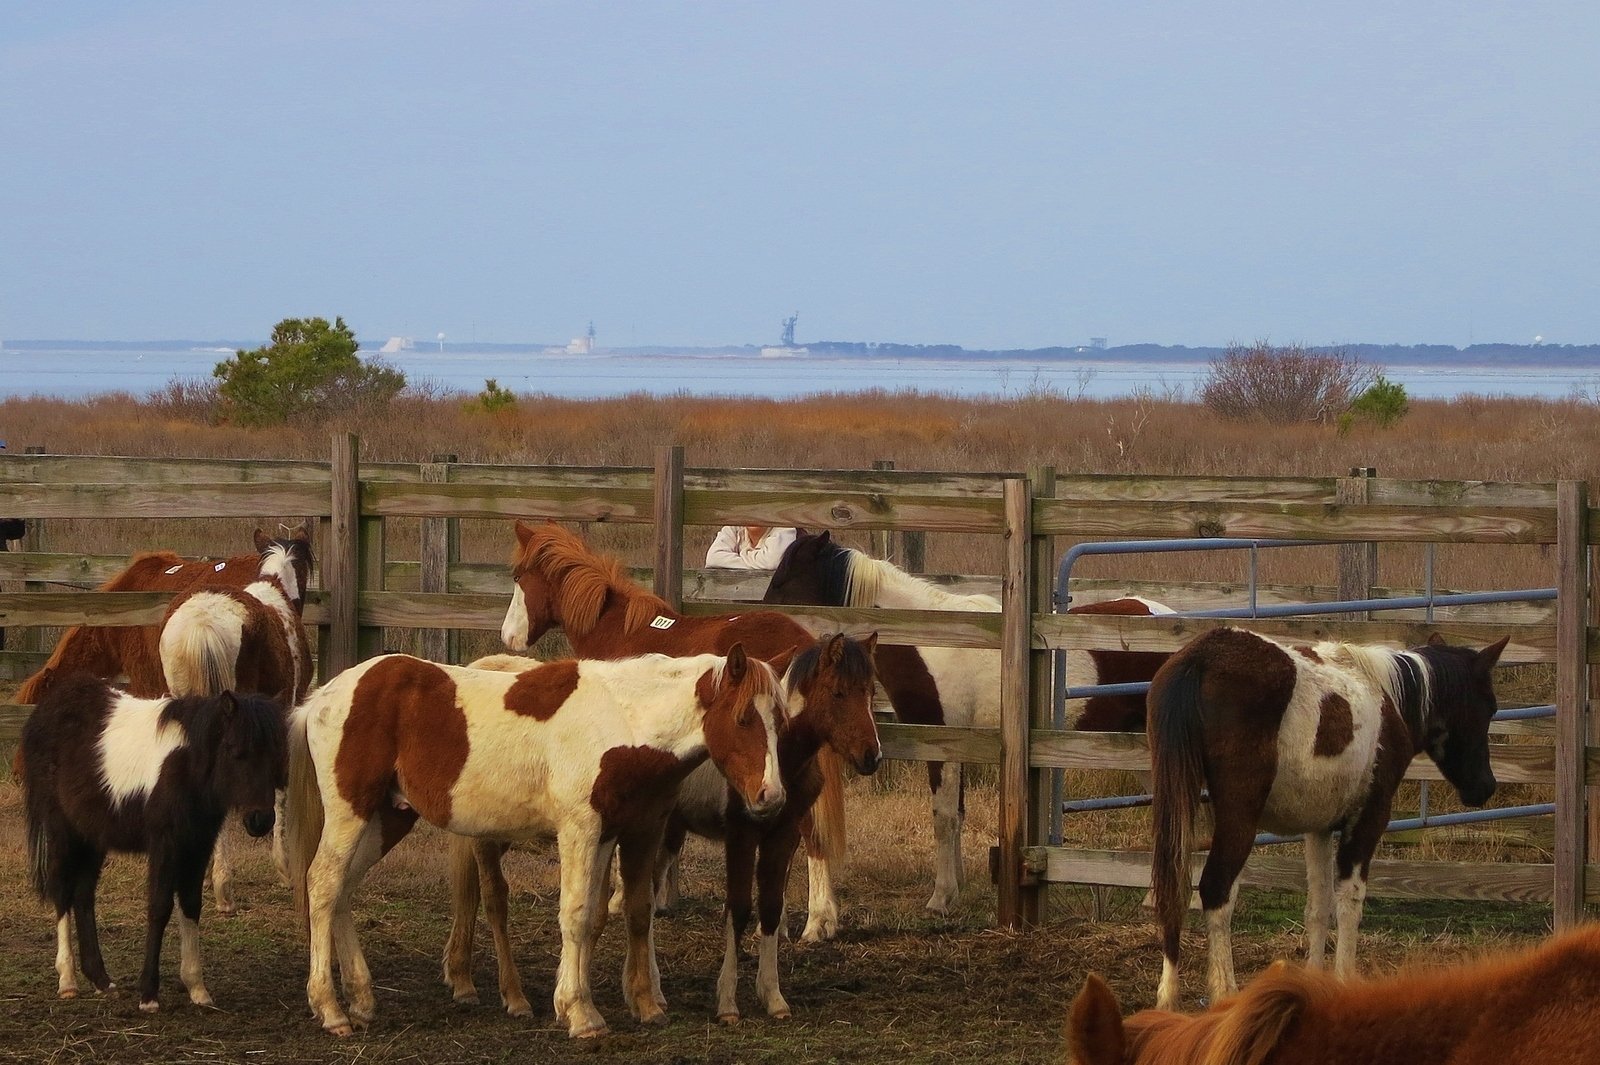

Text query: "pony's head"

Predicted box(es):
[1414, 633, 1509, 808]
[254, 525, 314, 612]
[787, 632, 882, 775]
[211, 691, 289, 837]
[762, 529, 850, 607]
[697, 643, 790, 822]
[503, 519, 639, 651]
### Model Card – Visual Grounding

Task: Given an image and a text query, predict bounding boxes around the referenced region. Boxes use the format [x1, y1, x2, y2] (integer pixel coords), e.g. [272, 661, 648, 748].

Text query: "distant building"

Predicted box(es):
[1089, 337, 1108, 350]
[566, 321, 598, 354]
[379, 336, 415, 354]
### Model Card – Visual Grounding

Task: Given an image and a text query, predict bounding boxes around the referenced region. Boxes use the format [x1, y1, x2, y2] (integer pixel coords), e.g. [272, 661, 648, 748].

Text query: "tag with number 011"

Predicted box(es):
[649, 616, 675, 630]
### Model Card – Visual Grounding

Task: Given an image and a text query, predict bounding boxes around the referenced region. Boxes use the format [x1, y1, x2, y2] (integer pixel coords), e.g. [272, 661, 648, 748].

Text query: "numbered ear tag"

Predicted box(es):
[649, 616, 676, 630]
[165, 565, 184, 574]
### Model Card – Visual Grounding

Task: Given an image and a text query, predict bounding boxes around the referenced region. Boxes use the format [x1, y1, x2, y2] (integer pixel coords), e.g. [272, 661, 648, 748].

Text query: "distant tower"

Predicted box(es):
[587, 320, 597, 347]
[1089, 337, 1108, 350]
[780, 313, 798, 347]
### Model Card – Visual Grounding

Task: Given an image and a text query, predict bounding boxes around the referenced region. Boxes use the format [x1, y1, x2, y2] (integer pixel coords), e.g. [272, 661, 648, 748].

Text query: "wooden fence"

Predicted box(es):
[2, 436, 1596, 929]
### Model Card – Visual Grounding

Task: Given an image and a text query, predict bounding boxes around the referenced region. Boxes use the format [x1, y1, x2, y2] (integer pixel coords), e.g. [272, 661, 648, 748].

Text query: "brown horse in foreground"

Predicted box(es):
[1067, 927, 1600, 1065]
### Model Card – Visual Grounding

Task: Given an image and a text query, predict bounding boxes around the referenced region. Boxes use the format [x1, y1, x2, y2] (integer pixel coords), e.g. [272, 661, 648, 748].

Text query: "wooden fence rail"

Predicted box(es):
[0, 437, 1592, 929]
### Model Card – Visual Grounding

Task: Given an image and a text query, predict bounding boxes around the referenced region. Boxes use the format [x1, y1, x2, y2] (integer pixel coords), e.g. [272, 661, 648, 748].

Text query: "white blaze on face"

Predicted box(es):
[752, 667, 786, 809]
[99, 693, 188, 806]
[501, 582, 530, 652]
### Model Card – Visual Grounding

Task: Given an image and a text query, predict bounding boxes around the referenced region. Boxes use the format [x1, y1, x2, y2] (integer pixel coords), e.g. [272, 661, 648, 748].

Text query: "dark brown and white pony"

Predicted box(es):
[762, 529, 1173, 917]
[285, 648, 789, 1039]
[481, 518, 854, 945]
[159, 527, 314, 911]
[1148, 627, 1508, 1010]
[1067, 927, 1600, 1065]
[461, 633, 882, 1024]
[20, 671, 286, 1012]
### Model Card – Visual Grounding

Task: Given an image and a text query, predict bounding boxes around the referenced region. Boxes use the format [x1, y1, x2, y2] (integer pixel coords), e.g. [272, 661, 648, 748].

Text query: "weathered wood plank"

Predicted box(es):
[0, 454, 332, 484]
[998, 478, 1031, 927]
[0, 552, 158, 586]
[1035, 499, 1557, 544]
[0, 482, 333, 519]
[683, 601, 1004, 648]
[361, 481, 656, 522]
[421, 465, 652, 491]
[1555, 480, 1588, 928]
[0, 650, 50, 680]
[1368, 480, 1559, 507]
[358, 592, 509, 630]
[1029, 847, 1556, 904]
[1036, 613, 1556, 663]
[0, 591, 172, 627]
[0, 704, 31, 743]
[655, 447, 685, 610]
[688, 467, 1015, 497]
[878, 722, 1000, 764]
[683, 490, 1005, 533]
[1052, 474, 1337, 503]
[322, 434, 360, 679]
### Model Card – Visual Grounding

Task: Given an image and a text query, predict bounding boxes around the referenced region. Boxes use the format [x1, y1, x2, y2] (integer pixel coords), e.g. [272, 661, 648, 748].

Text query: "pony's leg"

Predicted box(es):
[1194, 803, 1261, 1004]
[800, 827, 838, 944]
[54, 912, 79, 999]
[552, 830, 610, 1038]
[331, 818, 386, 1027]
[305, 812, 368, 1036]
[137, 851, 180, 1011]
[927, 761, 964, 913]
[655, 819, 687, 913]
[477, 841, 531, 1017]
[617, 824, 668, 1024]
[175, 860, 213, 1007]
[755, 828, 802, 1020]
[271, 788, 290, 885]
[716, 827, 760, 1023]
[1332, 795, 1392, 981]
[66, 845, 114, 995]
[1302, 832, 1336, 969]
[442, 834, 484, 1005]
[209, 824, 235, 916]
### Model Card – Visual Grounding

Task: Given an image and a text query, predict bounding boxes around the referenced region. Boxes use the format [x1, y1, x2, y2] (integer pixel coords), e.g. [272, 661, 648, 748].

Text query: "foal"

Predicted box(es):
[21, 671, 286, 1012]
[1148, 627, 1507, 1010]
[1067, 928, 1600, 1065]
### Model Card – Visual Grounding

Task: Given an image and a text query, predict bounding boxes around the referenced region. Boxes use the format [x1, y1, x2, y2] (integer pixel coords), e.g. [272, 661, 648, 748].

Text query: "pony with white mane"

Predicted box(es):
[763, 529, 1172, 917]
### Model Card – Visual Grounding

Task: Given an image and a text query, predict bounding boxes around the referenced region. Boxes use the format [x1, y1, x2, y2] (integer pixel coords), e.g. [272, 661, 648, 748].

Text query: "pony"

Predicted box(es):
[285, 648, 790, 1039]
[477, 518, 854, 945]
[20, 671, 286, 1012]
[159, 526, 314, 911]
[761, 528, 1173, 916]
[451, 633, 882, 1024]
[1066, 927, 1600, 1065]
[1148, 627, 1508, 1010]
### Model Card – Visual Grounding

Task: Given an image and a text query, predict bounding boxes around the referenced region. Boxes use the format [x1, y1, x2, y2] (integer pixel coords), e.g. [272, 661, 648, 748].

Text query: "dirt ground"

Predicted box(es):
[0, 771, 1553, 1065]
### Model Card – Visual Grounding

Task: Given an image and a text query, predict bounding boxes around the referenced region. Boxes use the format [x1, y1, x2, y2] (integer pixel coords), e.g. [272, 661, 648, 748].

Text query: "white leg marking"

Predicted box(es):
[210, 827, 235, 916]
[177, 913, 212, 1006]
[801, 854, 838, 943]
[1204, 882, 1240, 1004]
[716, 911, 741, 1022]
[1334, 871, 1368, 980]
[927, 762, 963, 913]
[55, 915, 79, 999]
[1303, 833, 1335, 969]
[755, 930, 790, 1019]
[552, 832, 608, 1038]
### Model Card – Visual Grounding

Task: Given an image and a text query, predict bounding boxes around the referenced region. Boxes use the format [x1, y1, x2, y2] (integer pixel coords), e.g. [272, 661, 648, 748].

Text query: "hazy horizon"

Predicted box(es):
[3, 4, 1596, 349]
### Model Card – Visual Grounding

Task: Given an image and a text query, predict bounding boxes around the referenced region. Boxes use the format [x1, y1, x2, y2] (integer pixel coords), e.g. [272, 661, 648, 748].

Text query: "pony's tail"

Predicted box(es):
[160, 604, 237, 697]
[808, 747, 849, 867]
[1148, 646, 1209, 1002]
[23, 779, 51, 902]
[285, 704, 324, 931]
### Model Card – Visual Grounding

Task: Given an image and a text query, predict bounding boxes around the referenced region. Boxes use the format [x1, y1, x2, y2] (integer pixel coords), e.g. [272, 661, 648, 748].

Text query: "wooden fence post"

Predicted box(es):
[872, 460, 895, 561]
[322, 433, 360, 681]
[654, 446, 685, 610]
[17, 446, 47, 653]
[1024, 466, 1056, 926]
[998, 477, 1033, 929]
[1555, 479, 1589, 928]
[420, 455, 458, 663]
[357, 503, 386, 662]
[1337, 466, 1377, 617]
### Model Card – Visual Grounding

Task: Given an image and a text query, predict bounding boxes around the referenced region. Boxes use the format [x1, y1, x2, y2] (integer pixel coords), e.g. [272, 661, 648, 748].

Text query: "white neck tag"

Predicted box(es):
[649, 616, 675, 629]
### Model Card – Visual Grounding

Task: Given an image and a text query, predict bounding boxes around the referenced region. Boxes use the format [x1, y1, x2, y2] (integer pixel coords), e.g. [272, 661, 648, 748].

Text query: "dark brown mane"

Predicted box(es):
[512, 522, 672, 638]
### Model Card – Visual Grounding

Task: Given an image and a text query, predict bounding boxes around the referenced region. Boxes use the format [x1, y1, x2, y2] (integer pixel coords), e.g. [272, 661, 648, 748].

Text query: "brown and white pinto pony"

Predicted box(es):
[21, 671, 286, 1013]
[761, 529, 1173, 918]
[1067, 928, 1600, 1065]
[459, 633, 882, 1024]
[286, 648, 789, 1039]
[482, 518, 855, 945]
[1149, 627, 1508, 1011]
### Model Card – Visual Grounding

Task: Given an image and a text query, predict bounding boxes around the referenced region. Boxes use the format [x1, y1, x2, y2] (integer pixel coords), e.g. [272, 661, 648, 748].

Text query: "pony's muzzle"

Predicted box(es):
[1460, 777, 1497, 808]
[745, 784, 786, 822]
[856, 748, 883, 775]
[242, 809, 276, 838]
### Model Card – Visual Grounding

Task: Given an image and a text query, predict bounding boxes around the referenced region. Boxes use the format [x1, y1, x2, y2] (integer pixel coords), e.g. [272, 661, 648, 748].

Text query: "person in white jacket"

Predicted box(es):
[704, 525, 797, 569]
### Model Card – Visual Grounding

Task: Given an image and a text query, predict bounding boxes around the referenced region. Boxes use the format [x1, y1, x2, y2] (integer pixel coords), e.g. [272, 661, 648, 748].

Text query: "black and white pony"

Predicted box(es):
[1148, 627, 1508, 1010]
[20, 671, 287, 1012]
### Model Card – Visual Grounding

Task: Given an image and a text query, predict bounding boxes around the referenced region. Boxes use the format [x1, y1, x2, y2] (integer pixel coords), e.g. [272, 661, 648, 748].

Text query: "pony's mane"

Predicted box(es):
[1340, 644, 1431, 727]
[786, 634, 876, 698]
[843, 550, 999, 612]
[159, 690, 285, 778]
[513, 523, 672, 638]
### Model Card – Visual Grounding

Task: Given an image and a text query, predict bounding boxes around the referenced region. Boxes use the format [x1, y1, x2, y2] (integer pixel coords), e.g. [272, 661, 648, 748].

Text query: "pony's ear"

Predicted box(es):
[862, 631, 880, 658]
[1478, 635, 1510, 672]
[1066, 974, 1126, 1065]
[767, 644, 801, 679]
[822, 632, 844, 666]
[253, 528, 272, 554]
[725, 643, 748, 684]
[514, 520, 536, 547]
[290, 523, 312, 545]
[818, 530, 832, 546]
[1427, 632, 1447, 646]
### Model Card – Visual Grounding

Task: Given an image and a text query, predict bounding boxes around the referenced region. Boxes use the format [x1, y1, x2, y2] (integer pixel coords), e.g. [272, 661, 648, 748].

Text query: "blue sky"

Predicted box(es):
[2, 2, 1596, 348]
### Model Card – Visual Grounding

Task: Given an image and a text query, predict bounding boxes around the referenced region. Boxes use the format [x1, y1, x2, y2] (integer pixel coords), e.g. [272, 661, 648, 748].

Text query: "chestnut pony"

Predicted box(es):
[761, 529, 1172, 918]
[1148, 627, 1507, 1010]
[286, 648, 789, 1039]
[1067, 928, 1600, 1065]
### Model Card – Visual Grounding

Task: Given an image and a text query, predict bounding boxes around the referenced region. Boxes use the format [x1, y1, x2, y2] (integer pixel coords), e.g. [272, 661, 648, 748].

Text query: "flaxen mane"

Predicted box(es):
[514, 523, 672, 637]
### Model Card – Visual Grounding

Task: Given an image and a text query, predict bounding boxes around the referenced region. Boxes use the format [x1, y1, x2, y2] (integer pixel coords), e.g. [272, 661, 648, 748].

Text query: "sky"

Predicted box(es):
[2, 2, 1597, 350]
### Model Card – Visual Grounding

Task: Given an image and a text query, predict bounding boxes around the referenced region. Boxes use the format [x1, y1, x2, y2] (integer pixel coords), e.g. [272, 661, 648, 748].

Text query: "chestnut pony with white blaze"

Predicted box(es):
[1148, 627, 1507, 1010]
[762, 529, 1172, 918]
[1067, 927, 1600, 1065]
[286, 649, 787, 1039]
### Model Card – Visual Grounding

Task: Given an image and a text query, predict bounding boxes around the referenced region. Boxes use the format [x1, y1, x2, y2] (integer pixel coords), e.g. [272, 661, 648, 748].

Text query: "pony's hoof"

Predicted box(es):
[58, 988, 78, 1000]
[569, 1021, 608, 1039]
[139, 1000, 160, 1014]
[452, 991, 480, 1008]
[718, 1012, 741, 1026]
[504, 998, 533, 1019]
[637, 1006, 667, 1027]
[325, 1022, 355, 1038]
[799, 919, 835, 944]
[189, 989, 215, 1008]
[214, 902, 237, 917]
[924, 897, 955, 916]
[769, 1008, 792, 1021]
